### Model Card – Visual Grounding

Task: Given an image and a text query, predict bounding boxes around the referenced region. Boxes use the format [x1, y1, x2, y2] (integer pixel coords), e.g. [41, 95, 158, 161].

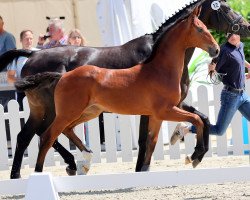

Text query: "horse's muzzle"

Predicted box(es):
[208, 46, 220, 58]
[240, 25, 250, 38]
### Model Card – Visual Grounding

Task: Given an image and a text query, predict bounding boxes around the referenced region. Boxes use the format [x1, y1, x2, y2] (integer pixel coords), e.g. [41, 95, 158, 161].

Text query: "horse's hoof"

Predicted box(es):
[10, 172, 21, 179]
[66, 166, 76, 176]
[192, 159, 201, 168]
[83, 149, 93, 161]
[77, 149, 93, 175]
[185, 155, 192, 165]
[141, 165, 150, 171]
[77, 161, 90, 175]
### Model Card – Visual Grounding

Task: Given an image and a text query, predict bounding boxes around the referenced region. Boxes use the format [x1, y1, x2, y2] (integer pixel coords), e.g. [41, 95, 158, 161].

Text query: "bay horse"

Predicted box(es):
[1, 0, 249, 178]
[15, 5, 220, 173]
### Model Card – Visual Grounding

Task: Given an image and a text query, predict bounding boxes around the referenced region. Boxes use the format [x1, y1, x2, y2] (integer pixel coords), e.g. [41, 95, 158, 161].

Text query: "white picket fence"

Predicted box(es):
[0, 83, 250, 199]
[0, 82, 249, 171]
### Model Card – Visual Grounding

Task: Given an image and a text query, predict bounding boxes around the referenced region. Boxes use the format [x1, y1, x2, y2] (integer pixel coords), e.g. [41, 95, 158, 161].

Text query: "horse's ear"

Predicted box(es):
[192, 6, 202, 17]
[197, 6, 202, 17]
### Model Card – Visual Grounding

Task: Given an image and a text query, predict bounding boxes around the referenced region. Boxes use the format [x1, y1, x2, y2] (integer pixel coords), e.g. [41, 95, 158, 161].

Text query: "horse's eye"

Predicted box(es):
[197, 27, 203, 33]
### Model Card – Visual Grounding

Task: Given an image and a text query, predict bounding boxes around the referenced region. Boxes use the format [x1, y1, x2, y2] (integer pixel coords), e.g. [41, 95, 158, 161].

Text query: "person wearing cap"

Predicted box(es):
[0, 16, 16, 56]
[37, 18, 67, 49]
[170, 33, 250, 144]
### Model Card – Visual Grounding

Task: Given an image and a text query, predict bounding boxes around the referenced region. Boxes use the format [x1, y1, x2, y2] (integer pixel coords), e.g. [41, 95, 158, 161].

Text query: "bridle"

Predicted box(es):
[206, 0, 243, 84]
[213, 0, 243, 34]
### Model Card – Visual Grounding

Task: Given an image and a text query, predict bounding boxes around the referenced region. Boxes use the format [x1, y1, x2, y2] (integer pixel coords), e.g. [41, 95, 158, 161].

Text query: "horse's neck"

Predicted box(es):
[124, 35, 154, 58]
[151, 22, 188, 78]
[199, 5, 213, 29]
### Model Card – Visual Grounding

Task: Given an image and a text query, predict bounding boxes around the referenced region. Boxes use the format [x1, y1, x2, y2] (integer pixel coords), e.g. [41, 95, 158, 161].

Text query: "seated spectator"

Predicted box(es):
[7, 30, 39, 110]
[67, 29, 86, 46]
[37, 18, 67, 49]
[68, 28, 89, 146]
[0, 15, 16, 56]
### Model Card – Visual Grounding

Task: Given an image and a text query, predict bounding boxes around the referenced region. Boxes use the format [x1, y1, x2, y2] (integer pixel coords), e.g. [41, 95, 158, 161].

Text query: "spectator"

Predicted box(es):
[67, 29, 86, 46]
[7, 30, 39, 110]
[0, 16, 16, 56]
[37, 18, 67, 49]
[67, 28, 90, 146]
[0, 16, 16, 112]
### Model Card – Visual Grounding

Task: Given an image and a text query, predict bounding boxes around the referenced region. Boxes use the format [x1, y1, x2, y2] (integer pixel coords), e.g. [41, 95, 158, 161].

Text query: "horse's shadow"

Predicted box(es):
[0, 195, 24, 199]
[59, 187, 136, 196]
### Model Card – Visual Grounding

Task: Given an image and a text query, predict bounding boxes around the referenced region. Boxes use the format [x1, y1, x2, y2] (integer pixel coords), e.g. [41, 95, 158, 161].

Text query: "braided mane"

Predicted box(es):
[145, 0, 207, 63]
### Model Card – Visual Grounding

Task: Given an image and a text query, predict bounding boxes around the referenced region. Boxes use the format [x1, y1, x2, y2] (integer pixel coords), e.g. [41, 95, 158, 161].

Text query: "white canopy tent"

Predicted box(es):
[0, 0, 102, 48]
[97, 0, 197, 46]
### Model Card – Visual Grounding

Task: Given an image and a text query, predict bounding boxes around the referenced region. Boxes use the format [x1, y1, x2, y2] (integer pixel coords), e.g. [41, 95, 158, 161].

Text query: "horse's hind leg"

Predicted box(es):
[37, 112, 77, 176]
[10, 116, 40, 179]
[62, 126, 93, 175]
[180, 102, 210, 167]
[135, 115, 149, 172]
[63, 108, 104, 175]
[62, 126, 90, 152]
[35, 108, 102, 173]
[35, 116, 69, 172]
[140, 116, 162, 171]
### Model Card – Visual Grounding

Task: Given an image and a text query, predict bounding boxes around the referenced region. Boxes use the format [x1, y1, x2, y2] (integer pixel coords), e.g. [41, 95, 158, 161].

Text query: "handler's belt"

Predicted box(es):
[223, 85, 244, 94]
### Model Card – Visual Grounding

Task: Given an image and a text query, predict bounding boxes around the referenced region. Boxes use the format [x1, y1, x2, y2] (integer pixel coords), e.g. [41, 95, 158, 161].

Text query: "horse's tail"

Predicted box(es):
[0, 49, 34, 72]
[15, 72, 62, 92]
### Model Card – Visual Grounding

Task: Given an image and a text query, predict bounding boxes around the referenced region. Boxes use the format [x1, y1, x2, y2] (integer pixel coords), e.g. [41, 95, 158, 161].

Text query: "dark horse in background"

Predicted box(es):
[0, 0, 249, 179]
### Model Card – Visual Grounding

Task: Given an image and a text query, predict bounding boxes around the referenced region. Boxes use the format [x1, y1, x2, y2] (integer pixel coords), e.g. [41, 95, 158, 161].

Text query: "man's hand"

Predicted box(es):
[37, 34, 46, 46]
[246, 72, 250, 79]
[209, 62, 216, 72]
[245, 60, 250, 68]
[208, 62, 216, 78]
[245, 60, 250, 79]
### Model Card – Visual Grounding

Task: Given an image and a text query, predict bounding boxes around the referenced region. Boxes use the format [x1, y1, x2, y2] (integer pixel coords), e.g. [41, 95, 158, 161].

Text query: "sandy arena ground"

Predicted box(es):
[0, 155, 250, 200]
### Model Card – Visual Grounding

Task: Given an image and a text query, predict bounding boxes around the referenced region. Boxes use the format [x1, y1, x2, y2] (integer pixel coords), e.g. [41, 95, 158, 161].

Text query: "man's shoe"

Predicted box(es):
[170, 122, 187, 145]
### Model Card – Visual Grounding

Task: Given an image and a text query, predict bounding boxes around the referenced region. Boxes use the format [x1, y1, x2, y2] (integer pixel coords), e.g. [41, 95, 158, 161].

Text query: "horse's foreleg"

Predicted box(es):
[10, 117, 39, 179]
[180, 102, 210, 167]
[157, 106, 205, 165]
[135, 115, 149, 172]
[140, 117, 162, 171]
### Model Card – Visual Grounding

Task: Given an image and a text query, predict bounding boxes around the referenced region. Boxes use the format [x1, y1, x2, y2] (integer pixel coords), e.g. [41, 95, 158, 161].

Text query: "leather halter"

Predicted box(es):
[215, 0, 243, 34]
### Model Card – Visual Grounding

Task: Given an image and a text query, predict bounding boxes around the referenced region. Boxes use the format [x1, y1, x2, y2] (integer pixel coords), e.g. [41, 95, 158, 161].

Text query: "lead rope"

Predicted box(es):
[206, 70, 227, 85]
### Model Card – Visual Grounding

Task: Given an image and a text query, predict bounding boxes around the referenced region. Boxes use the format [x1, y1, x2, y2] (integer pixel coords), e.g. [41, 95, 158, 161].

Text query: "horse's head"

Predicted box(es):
[199, 0, 250, 38]
[186, 6, 220, 58]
